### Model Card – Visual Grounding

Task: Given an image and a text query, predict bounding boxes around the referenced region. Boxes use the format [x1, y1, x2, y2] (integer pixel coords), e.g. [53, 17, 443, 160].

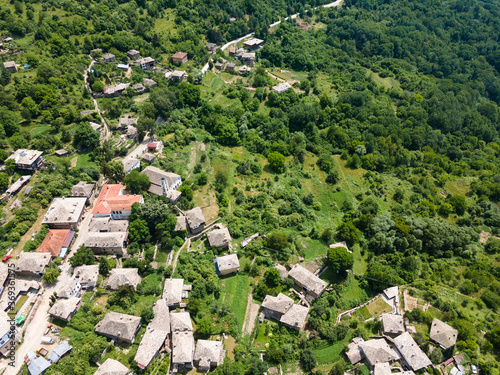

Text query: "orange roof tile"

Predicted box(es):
[37, 229, 74, 257]
[92, 184, 142, 214]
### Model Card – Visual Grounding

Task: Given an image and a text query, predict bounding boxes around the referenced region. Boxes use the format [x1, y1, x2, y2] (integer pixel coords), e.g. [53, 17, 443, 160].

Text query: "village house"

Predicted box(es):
[381, 313, 405, 337]
[48, 296, 81, 322]
[88, 217, 129, 233]
[126, 125, 137, 139]
[117, 63, 129, 72]
[138, 57, 155, 70]
[6, 175, 31, 196]
[275, 264, 287, 280]
[71, 181, 95, 205]
[243, 37, 264, 50]
[107, 268, 141, 290]
[83, 231, 128, 256]
[25, 351, 51, 375]
[89, 122, 102, 132]
[170, 70, 186, 82]
[288, 264, 328, 300]
[273, 82, 292, 94]
[170, 311, 195, 369]
[241, 52, 255, 66]
[261, 293, 309, 331]
[147, 141, 163, 153]
[215, 61, 225, 70]
[92, 184, 143, 220]
[430, 318, 458, 349]
[172, 51, 188, 64]
[102, 53, 116, 63]
[94, 358, 130, 375]
[3, 61, 16, 73]
[143, 78, 157, 88]
[36, 229, 75, 258]
[103, 82, 130, 97]
[73, 264, 99, 289]
[225, 62, 236, 72]
[118, 115, 138, 130]
[134, 299, 170, 369]
[14, 252, 51, 276]
[208, 227, 232, 248]
[95, 312, 142, 344]
[55, 278, 81, 299]
[393, 332, 432, 371]
[358, 339, 400, 368]
[42, 197, 87, 229]
[7, 149, 44, 170]
[54, 149, 68, 157]
[122, 158, 140, 174]
[3, 37, 13, 43]
[373, 362, 416, 375]
[346, 337, 365, 365]
[239, 65, 251, 75]
[162, 278, 191, 308]
[205, 43, 218, 54]
[194, 340, 225, 371]
[140, 153, 155, 164]
[132, 83, 146, 94]
[185, 207, 206, 234]
[141, 166, 182, 202]
[0, 279, 40, 314]
[0, 311, 14, 355]
[47, 341, 72, 364]
[215, 254, 240, 275]
[175, 215, 187, 232]
[127, 49, 140, 60]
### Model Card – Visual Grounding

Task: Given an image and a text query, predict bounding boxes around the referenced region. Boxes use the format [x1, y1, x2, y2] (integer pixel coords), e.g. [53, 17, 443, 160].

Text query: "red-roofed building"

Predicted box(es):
[147, 141, 163, 153]
[37, 229, 75, 258]
[92, 184, 143, 220]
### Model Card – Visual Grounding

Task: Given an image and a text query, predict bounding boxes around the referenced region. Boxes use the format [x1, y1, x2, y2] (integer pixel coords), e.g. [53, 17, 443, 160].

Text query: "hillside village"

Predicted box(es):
[0, 0, 500, 374]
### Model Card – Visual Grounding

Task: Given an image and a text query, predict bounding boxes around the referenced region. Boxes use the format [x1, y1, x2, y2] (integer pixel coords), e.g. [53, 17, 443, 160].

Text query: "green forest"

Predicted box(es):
[1, 0, 500, 374]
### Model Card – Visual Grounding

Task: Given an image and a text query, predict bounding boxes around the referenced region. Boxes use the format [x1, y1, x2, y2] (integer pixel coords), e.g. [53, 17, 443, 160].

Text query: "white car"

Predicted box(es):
[471, 365, 478, 374]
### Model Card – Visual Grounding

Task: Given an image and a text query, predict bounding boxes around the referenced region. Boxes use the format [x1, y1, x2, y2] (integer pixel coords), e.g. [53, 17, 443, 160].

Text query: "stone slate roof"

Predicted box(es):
[194, 340, 225, 369]
[88, 218, 129, 233]
[107, 268, 141, 290]
[95, 312, 141, 343]
[141, 166, 180, 192]
[48, 296, 80, 321]
[215, 254, 240, 274]
[15, 252, 51, 274]
[185, 207, 205, 230]
[382, 313, 405, 335]
[56, 278, 78, 299]
[430, 318, 458, 349]
[73, 264, 99, 286]
[170, 311, 193, 332]
[94, 358, 130, 375]
[134, 299, 170, 369]
[162, 278, 185, 306]
[172, 331, 194, 364]
[288, 264, 328, 297]
[175, 216, 186, 231]
[262, 293, 294, 315]
[359, 339, 400, 366]
[393, 332, 432, 371]
[280, 303, 309, 329]
[83, 232, 127, 249]
[71, 181, 94, 198]
[42, 197, 86, 226]
[122, 158, 139, 172]
[7, 149, 43, 166]
[346, 338, 364, 364]
[208, 228, 232, 248]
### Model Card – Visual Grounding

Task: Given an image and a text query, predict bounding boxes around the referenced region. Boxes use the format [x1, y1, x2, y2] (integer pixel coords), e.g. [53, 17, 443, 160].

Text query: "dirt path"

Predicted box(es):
[241, 294, 260, 335]
[172, 238, 190, 274]
[11, 206, 47, 258]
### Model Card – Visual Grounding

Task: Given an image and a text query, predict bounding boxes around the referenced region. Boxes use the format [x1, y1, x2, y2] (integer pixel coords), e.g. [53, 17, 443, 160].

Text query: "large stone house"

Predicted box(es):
[207, 228, 232, 248]
[70, 181, 95, 205]
[194, 340, 225, 371]
[162, 278, 191, 308]
[393, 332, 432, 371]
[358, 339, 400, 368]
[42, 197, 87, 229]
[7, 149, 44, 170]
[170, 312, 194, 369]
[214, 254, 240, 276]
[261, 293, 309, 331]
[95, 312, 141, 344]
[73, 265, 99, 289]
[14, 252, 51, 276]
[48, 296, 81, 322]
[288, 264, 328, 300]
[141, 166, 182, 202]
[429, 318, 458, 349]
[107, 268, 141, 290]
[184, 207, 206, 234]
[172, 52, 188, 64]
[83, 232, 128, 256]
[92, 184, 143, 220]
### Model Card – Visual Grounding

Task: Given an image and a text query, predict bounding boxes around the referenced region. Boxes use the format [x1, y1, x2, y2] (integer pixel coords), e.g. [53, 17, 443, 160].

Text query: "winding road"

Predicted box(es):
[201, 0, 344, 74]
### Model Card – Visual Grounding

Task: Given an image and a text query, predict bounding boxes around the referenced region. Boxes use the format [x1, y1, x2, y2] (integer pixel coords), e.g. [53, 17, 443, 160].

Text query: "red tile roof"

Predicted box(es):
[37, 229, 74, 257]
[92, 184, 143, 215]
[147, 142, 157, 148]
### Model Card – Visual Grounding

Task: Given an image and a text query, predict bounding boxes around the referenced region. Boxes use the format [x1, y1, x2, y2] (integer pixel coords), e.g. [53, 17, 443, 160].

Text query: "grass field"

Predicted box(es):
[358, 297, 392, 320]
[313, 337, 350, 365]
[75, 152, 97, 169]
[221, 272, 250, 332]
